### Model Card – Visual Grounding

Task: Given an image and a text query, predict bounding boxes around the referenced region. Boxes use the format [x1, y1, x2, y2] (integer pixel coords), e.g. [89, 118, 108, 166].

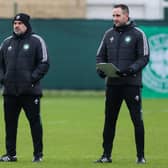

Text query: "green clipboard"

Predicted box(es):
[96, 63, 120, 77]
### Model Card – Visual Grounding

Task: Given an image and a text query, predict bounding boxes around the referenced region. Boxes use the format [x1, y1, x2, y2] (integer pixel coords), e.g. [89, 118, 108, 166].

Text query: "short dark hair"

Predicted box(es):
[113, 4, 129, 14]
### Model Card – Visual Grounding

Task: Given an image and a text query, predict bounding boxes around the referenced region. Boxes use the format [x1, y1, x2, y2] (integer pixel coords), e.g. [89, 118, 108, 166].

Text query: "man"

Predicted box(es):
[96, 4, 149, 163]
[0, 13, 49, 162]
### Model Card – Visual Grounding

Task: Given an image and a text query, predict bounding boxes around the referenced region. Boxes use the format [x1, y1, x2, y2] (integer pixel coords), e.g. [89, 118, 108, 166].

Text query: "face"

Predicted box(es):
[112, 7, 129, 27]
[13, 21, 27, 35]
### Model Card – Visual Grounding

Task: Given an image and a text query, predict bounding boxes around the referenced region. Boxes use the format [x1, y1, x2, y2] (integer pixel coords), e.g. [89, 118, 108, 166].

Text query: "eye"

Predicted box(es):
[113, 14, 121, 17]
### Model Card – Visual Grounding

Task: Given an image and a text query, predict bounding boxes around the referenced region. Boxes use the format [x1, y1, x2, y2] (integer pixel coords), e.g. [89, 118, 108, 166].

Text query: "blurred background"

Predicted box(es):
[1, 0, 168, 97]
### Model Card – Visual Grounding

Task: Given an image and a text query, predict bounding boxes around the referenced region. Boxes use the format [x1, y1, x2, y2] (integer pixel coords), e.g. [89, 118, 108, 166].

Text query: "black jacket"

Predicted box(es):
[96, 20, 150, 86]
[0, 28, 49, 96]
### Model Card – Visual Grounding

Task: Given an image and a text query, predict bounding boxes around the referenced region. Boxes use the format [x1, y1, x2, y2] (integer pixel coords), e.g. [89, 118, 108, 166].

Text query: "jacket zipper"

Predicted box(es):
[14, 39, 21, 96]
[116, 31, 123, 67]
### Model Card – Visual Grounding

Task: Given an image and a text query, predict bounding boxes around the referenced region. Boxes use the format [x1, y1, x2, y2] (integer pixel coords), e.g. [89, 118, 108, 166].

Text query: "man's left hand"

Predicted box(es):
[116, 67, 135, 77]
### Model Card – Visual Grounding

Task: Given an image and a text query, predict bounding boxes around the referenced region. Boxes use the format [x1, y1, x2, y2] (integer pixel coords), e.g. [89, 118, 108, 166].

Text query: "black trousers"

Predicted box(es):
[3, 95, 43, 157]
[102, 85, 144, 158]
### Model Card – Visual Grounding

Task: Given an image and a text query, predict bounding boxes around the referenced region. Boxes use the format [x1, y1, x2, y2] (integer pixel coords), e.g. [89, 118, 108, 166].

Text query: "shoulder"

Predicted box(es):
[0, 36, 13, 48]
[133, 27, 147, 38]
[104, 27, 114, 37]
[101, 27, 114, 41]
[30, 33, 47, 47]
[29, 34, 47, 52]
[2, 36, 13, 44]
[30, 33, 45, 43]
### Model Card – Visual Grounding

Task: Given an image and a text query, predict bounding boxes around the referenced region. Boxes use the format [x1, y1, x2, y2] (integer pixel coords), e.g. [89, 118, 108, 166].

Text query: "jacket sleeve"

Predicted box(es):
[31, 35, 49, 84]
[129, 29, 150, 73]
[0, 43, 5, 85]
[96, 33, 107, 64]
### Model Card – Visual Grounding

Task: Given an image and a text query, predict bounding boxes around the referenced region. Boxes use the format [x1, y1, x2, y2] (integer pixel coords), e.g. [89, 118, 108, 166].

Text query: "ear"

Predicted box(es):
[125, 13, 129, 18]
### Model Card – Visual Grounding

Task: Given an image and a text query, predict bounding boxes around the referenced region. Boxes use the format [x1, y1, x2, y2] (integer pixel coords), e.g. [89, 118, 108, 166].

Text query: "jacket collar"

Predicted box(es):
[113, 19, 136, 32]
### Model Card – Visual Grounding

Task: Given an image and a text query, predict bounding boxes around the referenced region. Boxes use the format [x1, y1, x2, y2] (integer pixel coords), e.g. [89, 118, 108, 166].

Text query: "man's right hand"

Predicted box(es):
[0, 79, 4, 85]
[97, 69, 106, 79]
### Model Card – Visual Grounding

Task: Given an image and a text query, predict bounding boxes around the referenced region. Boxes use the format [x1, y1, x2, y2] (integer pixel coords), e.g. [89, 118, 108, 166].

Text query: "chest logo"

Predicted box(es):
[110, 36, 114, 43]
[23, 44, 30, 50]
[8, 46, 12, 51]
[125, 36, 131, 43]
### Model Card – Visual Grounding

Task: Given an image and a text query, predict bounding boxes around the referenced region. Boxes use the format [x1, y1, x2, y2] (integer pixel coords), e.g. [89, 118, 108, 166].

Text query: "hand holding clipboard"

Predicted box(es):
[96, 63, 120, 77]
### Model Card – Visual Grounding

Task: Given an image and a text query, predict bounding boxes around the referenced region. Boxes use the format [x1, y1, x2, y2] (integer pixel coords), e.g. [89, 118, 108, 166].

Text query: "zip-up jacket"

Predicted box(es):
[0, 29, 49, 96]
[96, 20, 150, 86]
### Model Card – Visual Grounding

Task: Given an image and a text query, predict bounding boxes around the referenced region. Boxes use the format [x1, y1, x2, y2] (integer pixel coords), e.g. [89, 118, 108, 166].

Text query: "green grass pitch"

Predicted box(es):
[0, 91, 168, 168]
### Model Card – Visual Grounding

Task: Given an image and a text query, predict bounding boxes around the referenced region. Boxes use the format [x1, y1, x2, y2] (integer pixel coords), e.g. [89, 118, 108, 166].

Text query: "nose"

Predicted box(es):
[113, 17, 118, 22]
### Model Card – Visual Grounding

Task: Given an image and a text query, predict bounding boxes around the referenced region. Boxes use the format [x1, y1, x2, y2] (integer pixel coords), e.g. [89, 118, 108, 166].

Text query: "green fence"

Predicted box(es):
[1, 19, 168, 98]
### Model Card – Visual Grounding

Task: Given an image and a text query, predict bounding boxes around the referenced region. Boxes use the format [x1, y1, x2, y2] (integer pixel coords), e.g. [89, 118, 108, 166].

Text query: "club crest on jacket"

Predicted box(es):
[125, 36, 131, 43]
[23, 44, 30, 50]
